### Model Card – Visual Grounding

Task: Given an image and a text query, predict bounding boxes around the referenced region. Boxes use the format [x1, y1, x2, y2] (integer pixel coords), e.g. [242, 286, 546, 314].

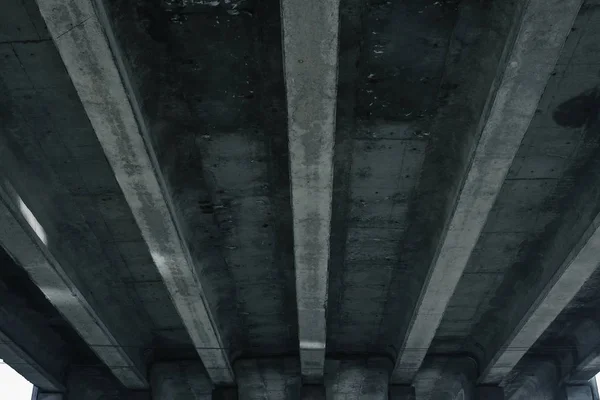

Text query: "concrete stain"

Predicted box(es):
[553, 88, 600, 128]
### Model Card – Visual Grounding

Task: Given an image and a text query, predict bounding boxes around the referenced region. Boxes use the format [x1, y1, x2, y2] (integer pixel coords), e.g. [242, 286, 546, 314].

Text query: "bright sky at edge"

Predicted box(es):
[0, 360, 33, 400]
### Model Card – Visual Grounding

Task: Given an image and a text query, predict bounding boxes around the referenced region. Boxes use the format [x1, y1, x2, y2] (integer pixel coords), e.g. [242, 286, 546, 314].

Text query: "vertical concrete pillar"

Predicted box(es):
[564, 385, 595, 400]
[301, 385, 325, 399]
[389, 385, 416, 400]
[326, 358, 390, 399]
[474, 386, 504, 400]
[235, 358, 301, 400]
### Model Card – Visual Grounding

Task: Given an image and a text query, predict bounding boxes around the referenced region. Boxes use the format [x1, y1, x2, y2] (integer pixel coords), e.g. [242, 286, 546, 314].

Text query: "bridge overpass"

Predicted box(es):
[1, 0, 600, 399]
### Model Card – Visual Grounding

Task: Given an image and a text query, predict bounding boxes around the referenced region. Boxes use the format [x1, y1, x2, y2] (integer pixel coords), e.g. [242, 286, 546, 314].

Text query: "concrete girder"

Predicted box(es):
[481, 208, 600, 383]
[34, 0, 234, 385]
[0, 180, 147, 388]
[281, 0, 340, 382]
[392, 0, 582, 383]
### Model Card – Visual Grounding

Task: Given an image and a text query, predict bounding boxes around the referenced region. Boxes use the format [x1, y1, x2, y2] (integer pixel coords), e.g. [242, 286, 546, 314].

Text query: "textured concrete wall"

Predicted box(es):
[326, 358, 391, 400]
[235, 358, 301, 400]
[151, 361, 212, 400]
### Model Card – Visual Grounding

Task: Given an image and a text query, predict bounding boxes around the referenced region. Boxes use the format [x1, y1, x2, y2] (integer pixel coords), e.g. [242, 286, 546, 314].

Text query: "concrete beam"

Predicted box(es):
[0, 279, 67, 391]
[481, 212, 600, 382]
[281, 0, 340, 382]
[392, 0, 581, 383]
[0, 180, 147, 388]
[34, 0, 234, 384]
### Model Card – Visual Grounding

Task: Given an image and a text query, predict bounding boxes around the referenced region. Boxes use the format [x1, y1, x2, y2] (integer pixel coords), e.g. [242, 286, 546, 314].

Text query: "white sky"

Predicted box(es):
[0, 360, 33, 400]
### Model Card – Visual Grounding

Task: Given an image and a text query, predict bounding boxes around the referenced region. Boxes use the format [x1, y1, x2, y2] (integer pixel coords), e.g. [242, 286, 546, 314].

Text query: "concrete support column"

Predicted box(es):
[302, 385, 326, 399]
[235, 358, 301, 400]
[326, 357, 391, 399]
[429, 356, 478, 400]
[389, 385, 416, 400]
[508, 357, 561, 400]
[563, 385, 595, 400]
[474, 386, 504, 400]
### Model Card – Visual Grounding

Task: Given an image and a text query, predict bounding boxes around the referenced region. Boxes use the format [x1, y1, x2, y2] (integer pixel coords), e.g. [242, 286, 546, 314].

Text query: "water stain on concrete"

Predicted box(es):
[553, 88, 599, 128]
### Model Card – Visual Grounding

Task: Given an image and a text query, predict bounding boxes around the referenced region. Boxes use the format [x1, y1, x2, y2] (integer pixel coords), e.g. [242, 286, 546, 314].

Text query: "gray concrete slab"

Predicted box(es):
[281, 0, 340, 382]
[0, 179, 147, 388]
[34, 0, 234, 384]
[391, 0, 582, 383]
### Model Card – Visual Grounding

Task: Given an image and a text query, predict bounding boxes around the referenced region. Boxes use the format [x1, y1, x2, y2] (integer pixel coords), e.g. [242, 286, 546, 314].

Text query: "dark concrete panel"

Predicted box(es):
[102, 0, 296, 357]
[65, 367, 150, 400]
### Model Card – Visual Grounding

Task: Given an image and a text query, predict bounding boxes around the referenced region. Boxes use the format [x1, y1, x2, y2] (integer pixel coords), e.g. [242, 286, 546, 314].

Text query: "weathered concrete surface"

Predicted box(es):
[326, 358, 391, 399]
[562, 386, 596, 400]
[460, 2, 600, 386]
[101, 0, 297, 358]
[64, 367, 149, 400]
[428, 357, 478, 400]
[433, 1, 600, 360]
[480, 207, 600, 383]
[392, 0, 582, 383]
[504, 357, 561, 400]
[34, 0, 234, 384]
[0, 179, 148, 388]
[281, 0, 340, 381]
[150, 361, 212, 400]
[0, 266, 68, 391]
[235, 358, 301, 400]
